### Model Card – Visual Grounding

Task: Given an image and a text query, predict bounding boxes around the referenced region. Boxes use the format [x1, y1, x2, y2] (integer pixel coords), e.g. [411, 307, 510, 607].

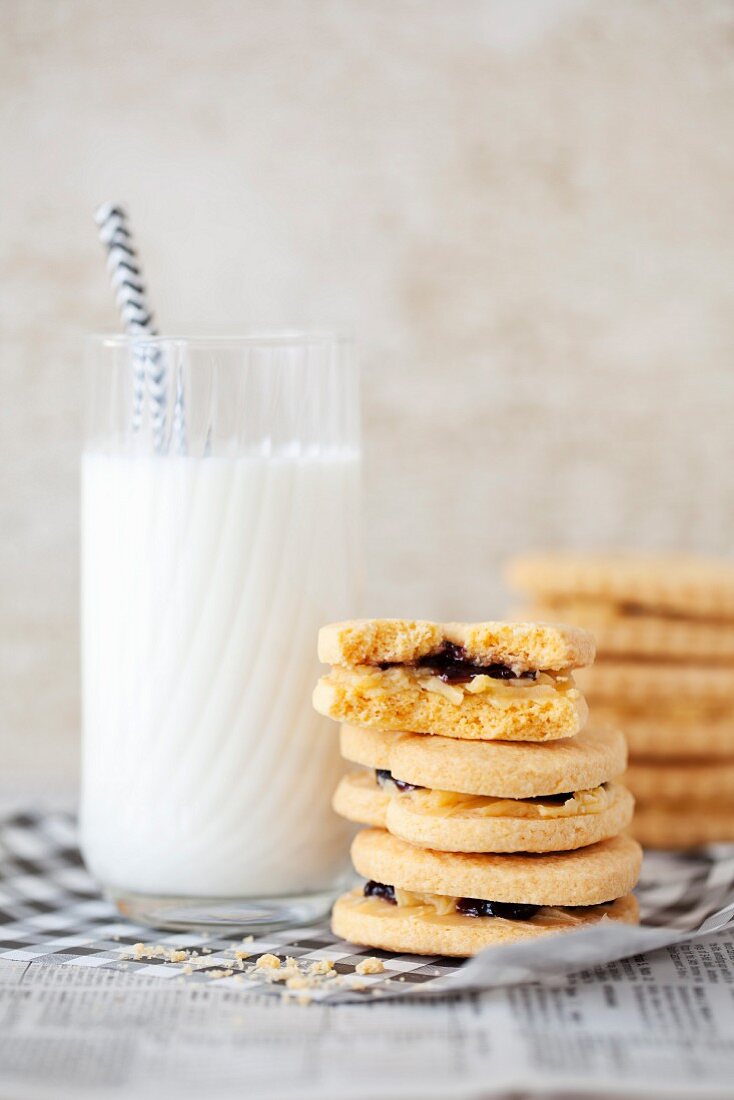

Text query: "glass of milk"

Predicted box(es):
[80, 334, 360, 931]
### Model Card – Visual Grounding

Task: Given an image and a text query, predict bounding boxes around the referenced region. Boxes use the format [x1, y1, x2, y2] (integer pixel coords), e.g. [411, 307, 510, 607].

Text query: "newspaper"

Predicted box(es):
[1, 810, 733, 1097]
[1, 934, 733, 1099]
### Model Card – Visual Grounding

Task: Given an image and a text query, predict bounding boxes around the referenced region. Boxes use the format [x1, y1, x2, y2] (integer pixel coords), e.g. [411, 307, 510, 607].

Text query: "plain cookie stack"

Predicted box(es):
[313, 619, 641, 957]
[508, 554, 734, 849]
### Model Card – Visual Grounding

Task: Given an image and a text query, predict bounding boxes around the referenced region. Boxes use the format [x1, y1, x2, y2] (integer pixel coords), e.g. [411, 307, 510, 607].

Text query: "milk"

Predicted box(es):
[80, 451, 359, 898]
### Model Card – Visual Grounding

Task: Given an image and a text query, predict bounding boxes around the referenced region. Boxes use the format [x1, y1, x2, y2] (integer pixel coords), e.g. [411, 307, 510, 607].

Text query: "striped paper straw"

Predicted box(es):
[94, 203, 170, 452]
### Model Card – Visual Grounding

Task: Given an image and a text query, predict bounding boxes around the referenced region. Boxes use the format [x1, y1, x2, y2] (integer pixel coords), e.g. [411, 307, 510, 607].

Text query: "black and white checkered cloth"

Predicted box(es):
[0, 811, 464, 997]
[0, 810, 733, 1002]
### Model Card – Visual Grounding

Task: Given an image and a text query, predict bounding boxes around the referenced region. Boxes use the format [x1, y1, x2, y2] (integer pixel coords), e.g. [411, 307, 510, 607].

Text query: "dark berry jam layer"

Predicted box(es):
[525, 791, 573, 804]
[455, 898, 540, 920]
[362, 882, 614, 920]
[375, 769, 424, 793]
[363, 880, 396, 904]
[362, 882, 539, 920]
[380, 642, 538, 686]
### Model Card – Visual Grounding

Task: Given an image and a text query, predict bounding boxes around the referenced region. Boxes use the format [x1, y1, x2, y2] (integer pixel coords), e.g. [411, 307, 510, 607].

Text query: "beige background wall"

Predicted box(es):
[3, 0, 734, 784]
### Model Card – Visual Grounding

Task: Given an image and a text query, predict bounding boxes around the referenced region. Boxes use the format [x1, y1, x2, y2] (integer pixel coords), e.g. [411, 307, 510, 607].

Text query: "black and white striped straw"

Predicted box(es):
[94, 202, 172, 451]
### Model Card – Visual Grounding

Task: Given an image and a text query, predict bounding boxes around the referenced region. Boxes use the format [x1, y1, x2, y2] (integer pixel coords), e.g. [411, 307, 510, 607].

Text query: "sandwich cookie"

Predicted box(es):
[517, 600, 734, 664]
[590, 705, 734, 759]
[576, 662, 734, 707]
[332, 829, 641, 957]
[631, 805, 734, 849]
[507, 554, 734, 621]
[333, 724, 633, 852]
[586, 746, 734, 849]
[625, 759, 734, 804]
[314, 620, 594, 742]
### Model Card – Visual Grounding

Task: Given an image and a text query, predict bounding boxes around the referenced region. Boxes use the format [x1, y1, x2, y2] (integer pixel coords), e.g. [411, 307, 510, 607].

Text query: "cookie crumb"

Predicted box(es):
[308, 959, 335, 975]
[355, 957, 384, 975]
[125, 943, 192, 964]
[255, 953, 281, 970]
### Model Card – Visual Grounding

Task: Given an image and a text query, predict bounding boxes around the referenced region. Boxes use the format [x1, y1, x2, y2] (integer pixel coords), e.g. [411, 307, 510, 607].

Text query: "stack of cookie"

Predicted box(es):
[507, 554, 734, 849]
[313, 619, 641, 957]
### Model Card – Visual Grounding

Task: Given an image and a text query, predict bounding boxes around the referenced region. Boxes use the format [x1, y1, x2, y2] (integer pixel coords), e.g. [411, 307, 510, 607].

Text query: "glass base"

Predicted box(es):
[110, 887, 337, 934]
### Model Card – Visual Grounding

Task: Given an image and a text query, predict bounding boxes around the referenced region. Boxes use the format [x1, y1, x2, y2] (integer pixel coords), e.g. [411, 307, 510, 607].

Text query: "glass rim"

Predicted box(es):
[87, 330, 353, 350]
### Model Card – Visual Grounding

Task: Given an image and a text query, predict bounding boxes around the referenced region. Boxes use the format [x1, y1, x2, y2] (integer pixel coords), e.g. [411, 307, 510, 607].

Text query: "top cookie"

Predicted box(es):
[507, 554, 734, 620]
[318, 619, 595, 673]
[339, 723, 627, 797]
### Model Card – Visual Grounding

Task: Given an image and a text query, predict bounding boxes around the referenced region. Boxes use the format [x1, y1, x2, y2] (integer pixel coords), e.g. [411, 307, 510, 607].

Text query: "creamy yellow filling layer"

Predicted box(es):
[333, 665, 576, 707]
[394, 888, 458, 915]
[400, 785, 609, 820]
[363, 891, 596, 926]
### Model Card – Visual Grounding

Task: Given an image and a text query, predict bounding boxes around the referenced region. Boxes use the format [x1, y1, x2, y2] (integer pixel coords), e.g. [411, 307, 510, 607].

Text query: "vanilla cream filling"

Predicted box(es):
[394, 888, 458, 915]
[333, 665, 576, 707]
[375, 769, 609, 819]
[401, 785, 609, 819]
[362, 890, 600, 926]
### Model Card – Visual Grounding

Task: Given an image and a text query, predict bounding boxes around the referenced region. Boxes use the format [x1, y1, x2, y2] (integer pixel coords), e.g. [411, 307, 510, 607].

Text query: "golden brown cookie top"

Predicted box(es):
[318, 619, 595, 672]
[339, 723, 627, 797]
[351, 828, 641, 907]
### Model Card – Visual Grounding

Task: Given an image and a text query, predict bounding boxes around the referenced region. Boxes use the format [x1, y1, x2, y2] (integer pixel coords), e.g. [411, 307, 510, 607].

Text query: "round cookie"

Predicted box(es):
[332, 888, 639, 957]
[631, 805, 734, 849]
[625, 760, 734, 804]
[339, 723, 627, 797]
[351, 828, 642, 907]
[591, 706, 734, 758]
[507, 553, 734, 620]
[333, 772, 634, 853]
[576, 662, 734, 705]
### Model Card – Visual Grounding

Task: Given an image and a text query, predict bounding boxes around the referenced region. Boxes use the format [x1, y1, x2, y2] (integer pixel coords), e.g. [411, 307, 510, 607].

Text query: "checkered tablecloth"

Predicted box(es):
[1, 809, 733, 1003]
[0, 810, 465, 999]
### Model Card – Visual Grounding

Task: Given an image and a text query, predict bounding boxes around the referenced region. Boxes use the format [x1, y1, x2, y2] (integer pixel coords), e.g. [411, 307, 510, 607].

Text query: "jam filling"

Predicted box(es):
[380, 642, 538, 686]
[362, 881, 539, 920]
[375, 769, 424, 793]
[362, 881, 614, 919]
[375, 770, 575, 807]
[525, 791, 574, 804]
[455, 898, 540, 920]
[363, 880, 396, 903]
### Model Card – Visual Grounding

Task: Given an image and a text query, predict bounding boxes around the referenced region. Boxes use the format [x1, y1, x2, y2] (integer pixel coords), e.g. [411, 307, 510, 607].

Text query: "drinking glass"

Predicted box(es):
[80, 334, 360, 930]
